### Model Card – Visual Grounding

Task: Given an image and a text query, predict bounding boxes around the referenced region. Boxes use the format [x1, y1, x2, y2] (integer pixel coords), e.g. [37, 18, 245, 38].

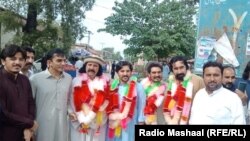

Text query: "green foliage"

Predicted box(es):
[32, 25, 60, 59]
[99, 0, 198, 60]
[0, 0, 95, 57]
[102, 47, 123, 61]
[113, 51, 123, 61]
[0, 11, 23, 32]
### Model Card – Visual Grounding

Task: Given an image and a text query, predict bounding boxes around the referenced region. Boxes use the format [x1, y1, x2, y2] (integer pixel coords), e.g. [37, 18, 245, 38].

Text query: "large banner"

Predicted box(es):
[194, 0, 250, 77]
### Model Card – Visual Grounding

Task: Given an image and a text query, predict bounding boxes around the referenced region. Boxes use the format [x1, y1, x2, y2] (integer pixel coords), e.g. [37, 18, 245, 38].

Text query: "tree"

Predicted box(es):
[99, 0, 198, 60]
[0, 0, 95, 58]
[113, 51, 123, 61]
[102, 47, 123, 61]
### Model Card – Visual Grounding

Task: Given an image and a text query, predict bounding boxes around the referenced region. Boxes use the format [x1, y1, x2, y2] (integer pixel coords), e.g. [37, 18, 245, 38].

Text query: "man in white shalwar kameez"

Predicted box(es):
[189, 61, 246, 124]
[30, 48, 72, 141]
[68, 55, 110, 141]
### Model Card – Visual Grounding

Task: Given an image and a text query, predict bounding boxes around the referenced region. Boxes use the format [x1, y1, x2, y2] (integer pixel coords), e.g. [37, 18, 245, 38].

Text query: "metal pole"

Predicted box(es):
[0, 22, 2, 49]
[87, 30, 93, 45]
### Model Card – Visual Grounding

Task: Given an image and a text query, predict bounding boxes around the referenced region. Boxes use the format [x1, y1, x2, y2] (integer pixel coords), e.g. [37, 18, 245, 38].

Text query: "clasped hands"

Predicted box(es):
[24, 120, 38, 141]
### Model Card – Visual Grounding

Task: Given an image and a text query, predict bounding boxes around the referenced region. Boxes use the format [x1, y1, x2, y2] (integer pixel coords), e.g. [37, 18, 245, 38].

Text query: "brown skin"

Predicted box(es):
[117, 65, 132, 84]
[85, 62, 100, 80]
[148, 67, 162, 83]
[47, 54, 66, 79]
[1, 52, 25, 78]
[172, 61, 187, 82]
[203, 66, 222, 94]
[222, 68, 248, 105]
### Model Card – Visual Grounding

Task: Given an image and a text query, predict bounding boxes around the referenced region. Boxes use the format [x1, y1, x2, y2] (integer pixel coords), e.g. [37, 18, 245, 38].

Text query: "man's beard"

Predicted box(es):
[176, 73, 185, 81]
[223, 83, 234, 91]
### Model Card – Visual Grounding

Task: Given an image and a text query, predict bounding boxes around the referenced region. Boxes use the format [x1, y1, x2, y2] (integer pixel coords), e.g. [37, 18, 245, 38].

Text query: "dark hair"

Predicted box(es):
[22, 46, 35, 55]
[169, 56, 189, 72]
[222, 65, 235, 74]
[41, 56, 47, 71]
[115, 61, 133, 72]
[1, 44, 26, 60]
[203, 61, 223, 75]
[242, 61, 250, 80]
[79, 62, 103, 76]
[146, 61, 162, 73]
[46, 48, 65, 60]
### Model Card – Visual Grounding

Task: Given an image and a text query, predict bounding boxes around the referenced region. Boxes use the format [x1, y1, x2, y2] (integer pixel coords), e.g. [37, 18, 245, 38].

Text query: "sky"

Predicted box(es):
[77, 0, 126, 55]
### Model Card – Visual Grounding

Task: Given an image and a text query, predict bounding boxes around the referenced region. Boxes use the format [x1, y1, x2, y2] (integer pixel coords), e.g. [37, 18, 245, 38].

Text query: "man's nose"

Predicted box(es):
[210, 75, 215, 81]
[27, 58, 33, 63]
[15, 59, 23, 64]
[62, 61, 66, 65]
[228, 78, 233, 83]
[176, 69, 182, 74]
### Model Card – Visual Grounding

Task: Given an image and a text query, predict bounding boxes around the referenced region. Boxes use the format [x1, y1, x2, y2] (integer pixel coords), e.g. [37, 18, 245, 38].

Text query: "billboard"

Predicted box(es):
[194, 0, 250, 77]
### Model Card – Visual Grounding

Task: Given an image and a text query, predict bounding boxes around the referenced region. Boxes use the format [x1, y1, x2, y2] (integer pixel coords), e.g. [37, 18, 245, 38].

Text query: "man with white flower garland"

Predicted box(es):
[163, 56, 204, 124]
[69, 55, 110, 141]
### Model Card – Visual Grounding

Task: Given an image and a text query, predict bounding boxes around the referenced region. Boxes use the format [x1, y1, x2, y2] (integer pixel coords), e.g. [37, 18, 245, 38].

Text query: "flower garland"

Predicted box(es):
[141, 77, 166, 125]
[107, 76, 137, 139]
[73, 73, 109, 133]
[163, 72, 192, 125]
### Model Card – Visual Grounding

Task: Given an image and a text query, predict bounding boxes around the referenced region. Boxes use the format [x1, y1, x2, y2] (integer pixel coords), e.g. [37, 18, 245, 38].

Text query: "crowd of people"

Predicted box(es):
[0, 44, 249, 141]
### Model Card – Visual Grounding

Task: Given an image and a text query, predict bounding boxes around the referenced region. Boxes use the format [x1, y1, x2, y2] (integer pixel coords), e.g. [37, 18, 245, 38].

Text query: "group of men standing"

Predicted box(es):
[0, 44, 248, 141]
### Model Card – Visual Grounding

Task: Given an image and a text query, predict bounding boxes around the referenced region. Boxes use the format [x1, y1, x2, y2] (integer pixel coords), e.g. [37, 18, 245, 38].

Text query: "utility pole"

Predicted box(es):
[100, 42, 105, 58]
[0, 22, 2, 49]
[87, 30, 93, 45]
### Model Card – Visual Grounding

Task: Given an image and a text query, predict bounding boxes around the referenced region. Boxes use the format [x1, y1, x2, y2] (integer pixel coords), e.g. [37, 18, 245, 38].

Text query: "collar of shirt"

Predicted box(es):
[206, 86, 224, 96]
[44, 69, 65, 79]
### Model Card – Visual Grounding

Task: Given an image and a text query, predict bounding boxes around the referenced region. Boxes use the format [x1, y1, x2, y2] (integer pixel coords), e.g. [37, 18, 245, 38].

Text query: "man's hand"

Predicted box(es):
[235, 89, 248, 106]
[23, 129, 33, 141]
[69, 113, 77, 121]
[30, 120, 39, 132]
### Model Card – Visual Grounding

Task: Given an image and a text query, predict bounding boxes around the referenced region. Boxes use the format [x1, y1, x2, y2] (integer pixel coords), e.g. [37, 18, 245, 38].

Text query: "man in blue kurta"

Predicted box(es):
[106, 61, 146, 141]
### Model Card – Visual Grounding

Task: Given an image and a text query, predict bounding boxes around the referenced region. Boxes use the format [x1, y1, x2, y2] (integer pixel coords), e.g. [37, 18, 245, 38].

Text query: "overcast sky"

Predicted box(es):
[78, 0, 126, 55]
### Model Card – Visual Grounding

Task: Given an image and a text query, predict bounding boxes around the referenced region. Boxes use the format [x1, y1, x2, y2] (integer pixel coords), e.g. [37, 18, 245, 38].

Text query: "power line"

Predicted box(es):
[94, 4, 113, 11]
[85, 18, 105, 24]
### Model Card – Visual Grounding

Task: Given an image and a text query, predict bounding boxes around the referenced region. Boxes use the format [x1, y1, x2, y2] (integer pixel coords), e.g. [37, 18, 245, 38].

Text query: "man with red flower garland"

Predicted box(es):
[106, 61, 146, 141]
[163, 56, 204, 124]
[140, 61, 166, 125]
[69, 55, 110, 141]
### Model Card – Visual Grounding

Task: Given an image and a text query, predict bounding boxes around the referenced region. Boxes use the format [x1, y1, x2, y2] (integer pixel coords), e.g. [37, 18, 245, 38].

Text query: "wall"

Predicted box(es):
[194, 0, 250, 77]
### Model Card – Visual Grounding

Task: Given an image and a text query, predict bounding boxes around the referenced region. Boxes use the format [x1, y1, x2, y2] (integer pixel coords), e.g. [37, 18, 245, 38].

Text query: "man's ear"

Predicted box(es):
[147, 73, 150, 78]
[47, 59, 52, 68]
[1, 59, 5, 66]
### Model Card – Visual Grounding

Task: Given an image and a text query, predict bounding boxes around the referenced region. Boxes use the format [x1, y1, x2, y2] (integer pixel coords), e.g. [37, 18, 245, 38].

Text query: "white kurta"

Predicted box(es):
[30, 70, 72, 141]
[189, 87, 246, 124]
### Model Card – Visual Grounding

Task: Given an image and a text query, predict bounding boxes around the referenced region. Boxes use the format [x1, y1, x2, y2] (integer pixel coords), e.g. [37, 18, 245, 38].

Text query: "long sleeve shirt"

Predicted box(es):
[0, 68, 35, 141]
[190, 87, 246, 124]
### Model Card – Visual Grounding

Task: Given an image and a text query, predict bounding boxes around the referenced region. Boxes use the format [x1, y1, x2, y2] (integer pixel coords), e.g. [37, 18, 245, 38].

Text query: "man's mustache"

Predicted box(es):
[25, 63, 33, 66]
[88, 69, 95, 73]
[122, 76, 129, 79]
[14, 64, 22, 68]
[153, 76, 161, 79]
